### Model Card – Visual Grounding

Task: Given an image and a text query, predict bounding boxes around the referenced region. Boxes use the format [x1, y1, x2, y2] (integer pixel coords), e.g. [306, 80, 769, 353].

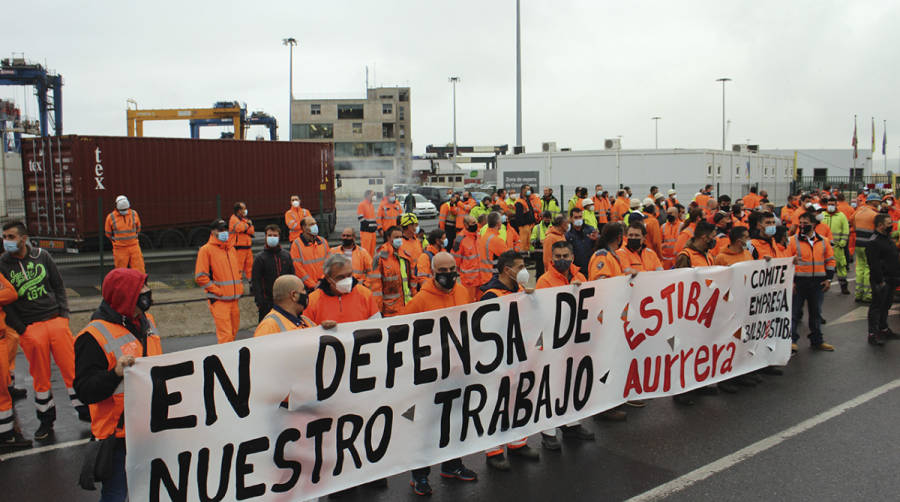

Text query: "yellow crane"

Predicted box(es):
[126, 101, 244, 139]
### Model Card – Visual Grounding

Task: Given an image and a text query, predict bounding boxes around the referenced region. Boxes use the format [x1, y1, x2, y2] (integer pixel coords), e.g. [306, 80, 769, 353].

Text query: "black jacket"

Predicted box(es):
[0, 245, 68, 333]
[479, 276, 520, 300]
[566, 224, 598, 276]
[251, 246, 294, 306]
[73, 301, 153, 405]
[866, 231, 900, 286]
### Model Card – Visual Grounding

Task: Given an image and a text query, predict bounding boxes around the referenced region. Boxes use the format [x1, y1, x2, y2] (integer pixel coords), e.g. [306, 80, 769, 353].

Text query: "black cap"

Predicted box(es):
[210, 218, 227, 231]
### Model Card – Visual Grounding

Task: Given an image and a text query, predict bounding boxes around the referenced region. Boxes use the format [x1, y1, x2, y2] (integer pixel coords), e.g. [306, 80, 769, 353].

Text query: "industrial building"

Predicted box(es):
[760, 148, 873, 178]
[291, 87, 411, 200]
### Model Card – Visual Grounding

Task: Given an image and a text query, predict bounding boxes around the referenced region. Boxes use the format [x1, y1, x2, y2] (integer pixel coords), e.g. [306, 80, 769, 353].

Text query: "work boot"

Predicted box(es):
[409, 477, 432, 496]
[718, 380, 739, 393]
[594, 409, 627, 422]
[812, 342, 835, 351]
[0, 430, 32, 452]
[541, 433, 561, 451]
[560, 424, 595, 441]
[868, 333, 885, 346]
[439, 465, 477, 481]
[75, 405, 91, 423]
[486, 454, 511, 471]
[819, 317, 827, 325]
[34, 420, 54, 441]
[840, 283, 850, 295]
[508, 444, 540, 460]
[7, 386, 26, 401]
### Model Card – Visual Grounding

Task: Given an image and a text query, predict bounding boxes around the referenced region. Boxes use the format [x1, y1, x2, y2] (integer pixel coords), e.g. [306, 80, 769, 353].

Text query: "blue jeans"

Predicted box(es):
[100, 442, 127, 502]
[792, 278, 825, 345]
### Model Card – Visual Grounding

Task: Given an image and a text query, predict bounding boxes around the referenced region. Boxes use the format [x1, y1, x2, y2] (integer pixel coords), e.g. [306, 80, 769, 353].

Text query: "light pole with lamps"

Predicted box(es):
[651, 116, 661, 149]
[449, 76, 460, 161]
[716, 77, 731, 150]
[283, 37, 297, 140]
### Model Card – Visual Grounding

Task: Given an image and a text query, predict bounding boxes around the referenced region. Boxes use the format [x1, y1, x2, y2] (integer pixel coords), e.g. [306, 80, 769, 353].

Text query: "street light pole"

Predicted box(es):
[449, 76, 460, 161]
[716, 78, 731, 150]
[515, 0, 522, 149]
[283, 37, 298, 140]
[651, 116, 661, 149]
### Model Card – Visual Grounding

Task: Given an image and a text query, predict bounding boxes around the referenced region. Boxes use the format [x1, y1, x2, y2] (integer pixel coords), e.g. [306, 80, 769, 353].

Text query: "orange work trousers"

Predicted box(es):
[5, 328, 18, 377]
[113, 245, 145, 273]
[19, 317, 80, 421]
[209, 300, 240, 344]
[0, 331, 11, 435]
[360, 231, 376, 258]
[235, 248, 253, 280]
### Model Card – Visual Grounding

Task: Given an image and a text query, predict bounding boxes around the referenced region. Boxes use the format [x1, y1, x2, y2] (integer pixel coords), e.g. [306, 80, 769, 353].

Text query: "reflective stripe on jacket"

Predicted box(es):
[290, 235, 329, 289]
[195, 236, 244, 301]
[104, 209, 141, 247]
[787, 233, 835, 278]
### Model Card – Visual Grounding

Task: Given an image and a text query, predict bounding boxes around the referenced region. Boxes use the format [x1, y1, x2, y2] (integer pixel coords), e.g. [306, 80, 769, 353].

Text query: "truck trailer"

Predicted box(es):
[497, 148, 795, 204]
[19, 135, 336, 251]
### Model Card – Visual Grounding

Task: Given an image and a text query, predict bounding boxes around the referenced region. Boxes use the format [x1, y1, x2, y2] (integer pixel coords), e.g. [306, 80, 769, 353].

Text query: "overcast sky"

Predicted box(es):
[3, 0, 898, 159]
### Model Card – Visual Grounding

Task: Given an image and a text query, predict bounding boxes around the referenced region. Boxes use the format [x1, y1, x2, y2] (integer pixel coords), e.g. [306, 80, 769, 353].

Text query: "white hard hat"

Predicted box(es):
[115, 195, 130, 211]
[581, 198, 594, 207]
[630, 198, 641, 209]
[642, 197, 654, 207]
[654, 193, 665, 200]
[667, 189, 677, 196]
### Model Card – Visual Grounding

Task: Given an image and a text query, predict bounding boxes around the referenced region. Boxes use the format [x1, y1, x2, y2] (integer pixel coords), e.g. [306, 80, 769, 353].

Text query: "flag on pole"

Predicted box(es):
[882, 120, 887, 155]
[852, 116, 858, 159]
[871, 117, 876, 153]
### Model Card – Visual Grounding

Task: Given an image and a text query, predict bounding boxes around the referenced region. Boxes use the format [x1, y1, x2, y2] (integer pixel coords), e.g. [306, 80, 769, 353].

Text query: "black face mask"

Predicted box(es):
[435, 271, 458, 290]
[137, 291, 153, 312]
[295, 291, 309, 309]
[341, 238, 354, 247]
[667, 214, 676, 223]
[552, 258, 572, 273]
[720, 205, 731, 212]
[466, 224, 478, 233]
[626, 238, 642, 251]
[799, 224, 813, 235]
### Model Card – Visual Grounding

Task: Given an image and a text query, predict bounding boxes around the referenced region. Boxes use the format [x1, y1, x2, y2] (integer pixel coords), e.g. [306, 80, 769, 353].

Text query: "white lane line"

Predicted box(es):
[0, 438, 91, 462]
[627, 378, 900, 502]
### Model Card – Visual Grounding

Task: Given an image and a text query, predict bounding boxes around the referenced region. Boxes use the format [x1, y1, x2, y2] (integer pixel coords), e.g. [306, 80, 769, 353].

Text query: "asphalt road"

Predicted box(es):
[2, 272, 899, 502]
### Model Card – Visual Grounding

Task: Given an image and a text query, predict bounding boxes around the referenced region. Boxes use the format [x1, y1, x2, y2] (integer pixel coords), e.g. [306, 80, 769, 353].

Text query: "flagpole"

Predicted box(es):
[883, 119, 887, 173]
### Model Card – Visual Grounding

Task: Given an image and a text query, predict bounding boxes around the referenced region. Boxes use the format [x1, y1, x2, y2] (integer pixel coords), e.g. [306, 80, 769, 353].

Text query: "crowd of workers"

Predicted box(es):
[0, 180, 898, 500]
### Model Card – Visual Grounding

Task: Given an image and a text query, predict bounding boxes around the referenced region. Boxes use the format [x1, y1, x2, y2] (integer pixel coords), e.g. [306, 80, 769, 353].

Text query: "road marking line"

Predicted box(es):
[0, 438, 91, 462]
[830, 278, 856, 285]
[626, 378, 900, 502]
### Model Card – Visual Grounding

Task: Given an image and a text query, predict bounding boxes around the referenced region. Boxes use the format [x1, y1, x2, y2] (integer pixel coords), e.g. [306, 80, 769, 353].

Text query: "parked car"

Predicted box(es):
[398, 193, 438, 219]
[416, 186, 452, 207]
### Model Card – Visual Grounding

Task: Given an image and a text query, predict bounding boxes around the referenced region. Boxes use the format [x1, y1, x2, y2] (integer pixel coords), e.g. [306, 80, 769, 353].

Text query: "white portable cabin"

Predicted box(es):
[496, 149, 795, 203]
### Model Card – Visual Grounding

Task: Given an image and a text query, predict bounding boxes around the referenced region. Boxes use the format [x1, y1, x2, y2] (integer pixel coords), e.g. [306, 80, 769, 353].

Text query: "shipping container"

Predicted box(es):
[20, 135, 336, 251]
[497, 148, 794, 204]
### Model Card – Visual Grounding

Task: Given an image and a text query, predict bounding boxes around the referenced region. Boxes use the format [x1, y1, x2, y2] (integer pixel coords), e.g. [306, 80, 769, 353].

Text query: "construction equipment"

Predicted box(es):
[126, 101, 244, 138]
[190, 109, 278, 140]
[0, 57, 63, 137]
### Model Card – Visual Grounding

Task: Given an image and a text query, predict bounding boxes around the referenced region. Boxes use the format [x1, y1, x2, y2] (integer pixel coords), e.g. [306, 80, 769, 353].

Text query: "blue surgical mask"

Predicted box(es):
[501, 214, 508, 223]
[310, 224, 319, 235]
[764, 225, 776, 236]
[392, 238, 402, 249]
[415, 225, 420, 234]
[217, 231, 229, 242]
[442, 238, 449, 248]
[266, 236, 279, 247]
[3, 239, 18, 253]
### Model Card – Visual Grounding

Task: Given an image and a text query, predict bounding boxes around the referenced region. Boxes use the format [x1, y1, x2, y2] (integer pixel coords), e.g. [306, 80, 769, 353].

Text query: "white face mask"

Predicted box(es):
[851, 202, 858, 208]
[501, 214, 507, 223]
[815, 213, 824, 222]
[292, 200, 300, 208]
[827, 205, 836, 213]
[888, 200, 894, 207]
[335, 277, 353, 294]
[573, 218, 583, 227]
[515, 268, 530, 285]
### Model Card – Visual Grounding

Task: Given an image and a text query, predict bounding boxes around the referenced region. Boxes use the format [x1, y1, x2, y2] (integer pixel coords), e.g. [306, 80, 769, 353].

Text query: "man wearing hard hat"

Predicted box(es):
[104, 195, 145, 273]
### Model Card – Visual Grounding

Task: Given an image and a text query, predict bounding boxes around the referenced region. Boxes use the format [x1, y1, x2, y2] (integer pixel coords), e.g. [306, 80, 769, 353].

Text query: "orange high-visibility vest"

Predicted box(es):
[104, 209, 142, 248]
[660, 221, 680, 269]
[787, 234, 835, 278]
[677, 247, 714, 268]
[290, 235, 329, 289]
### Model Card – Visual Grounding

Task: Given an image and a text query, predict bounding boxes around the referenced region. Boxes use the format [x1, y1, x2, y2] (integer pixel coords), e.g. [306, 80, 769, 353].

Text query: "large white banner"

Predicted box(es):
[125, 258, 793, 502]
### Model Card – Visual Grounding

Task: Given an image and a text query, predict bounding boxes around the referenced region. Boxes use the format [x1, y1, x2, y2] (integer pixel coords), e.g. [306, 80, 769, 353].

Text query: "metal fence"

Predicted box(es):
[791, 175, 896, 199]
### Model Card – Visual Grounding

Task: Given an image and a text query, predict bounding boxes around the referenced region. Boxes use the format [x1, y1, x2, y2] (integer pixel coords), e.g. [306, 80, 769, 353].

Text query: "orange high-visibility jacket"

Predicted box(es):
[615, 245, 663, 272]
[749, 237, 778, 259]
[478, 228, 510, 283]
[593, 196, 611, 224]
[853, 205, 877, 249]
[403, 278, 473, 314]
[536, 264, 586, 289]
[195, 236, 244, 301]
[285, 206, 311, 242]
[676, 246, 714, 268]
[643, 213, 663, 257]
[76, 315, 162, 439]
[0, 274, 18, 334]
[660, 221, 680, 269]
[439, 202, 459, 230]
[290, 234, 329, 289]
[415, 244, 441, 281]
[399, 237, 424, 288]
[542, 226, 568, 273]
[715, 247, 753, 266]
[357, 199, 378, 233]
[369, 242, 414, 316]
[228, 214, 254, 249]
[329, 245, 374, 287]
[611, 197, 629, 222]
[588, 248, 624, 280]
[254, 308, 316, 337]
[674, 223, 697, 254]
[452, 230, 482, 288]
[455, 198, 478, 230]
[377, 199, 403, 233]
[742, 193, 761, 209]
[104, 209, 142, 248]
[306, 284, 380, 324]
[710, 234, 730, 257]
[786, 234, 835, 278]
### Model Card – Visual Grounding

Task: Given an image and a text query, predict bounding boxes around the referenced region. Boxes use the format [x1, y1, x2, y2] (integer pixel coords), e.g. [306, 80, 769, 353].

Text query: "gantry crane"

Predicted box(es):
[0, 57, 63, 137]
[126, 101, 244, 139]
[189, 110, 278, 140]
